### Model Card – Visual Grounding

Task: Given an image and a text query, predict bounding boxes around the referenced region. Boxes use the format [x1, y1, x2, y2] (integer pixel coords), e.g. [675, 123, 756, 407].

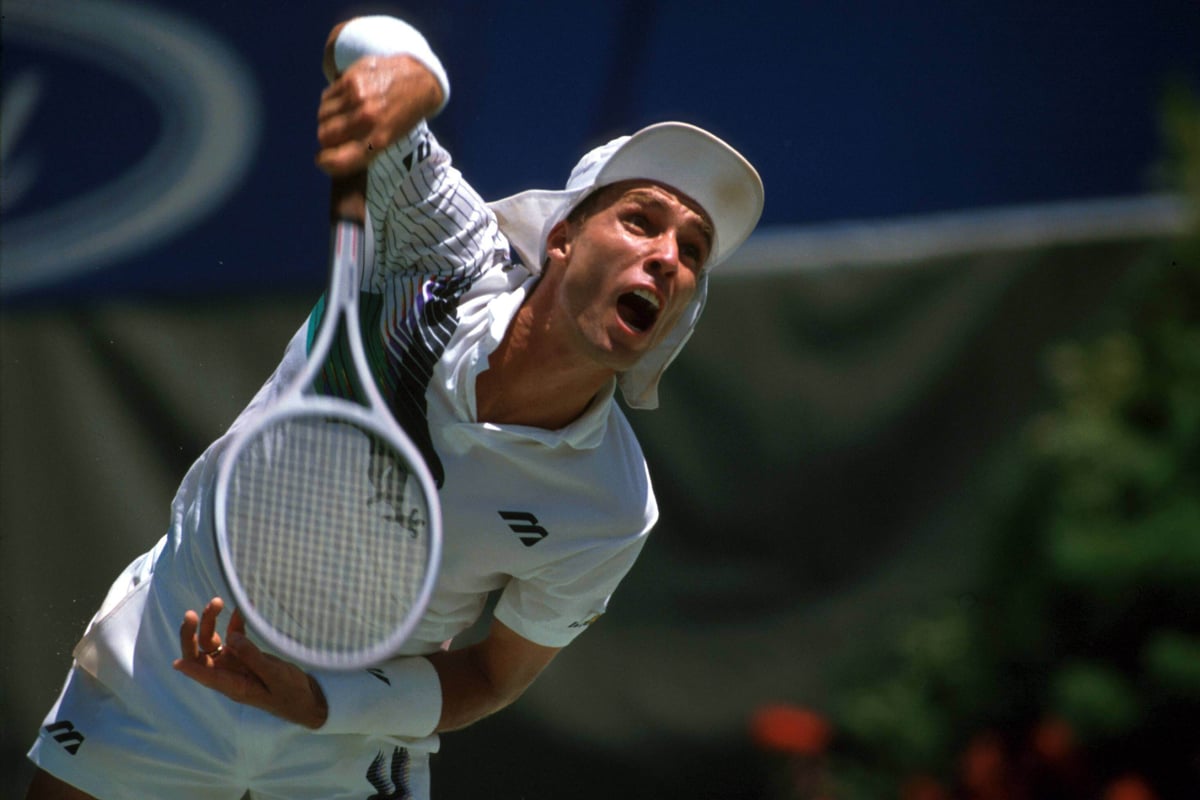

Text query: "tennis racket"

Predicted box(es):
[213, 173, 442, 670]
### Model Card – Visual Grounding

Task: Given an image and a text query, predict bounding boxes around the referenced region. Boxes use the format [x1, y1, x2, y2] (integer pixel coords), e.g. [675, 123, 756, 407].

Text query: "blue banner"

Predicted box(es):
[3, 0, 1197, 303]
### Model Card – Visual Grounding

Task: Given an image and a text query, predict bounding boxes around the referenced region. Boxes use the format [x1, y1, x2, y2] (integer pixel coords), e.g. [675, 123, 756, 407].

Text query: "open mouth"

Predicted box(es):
[617, 288, 661, 333]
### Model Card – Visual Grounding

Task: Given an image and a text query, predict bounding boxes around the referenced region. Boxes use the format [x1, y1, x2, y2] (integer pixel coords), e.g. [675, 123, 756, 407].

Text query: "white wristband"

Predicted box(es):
[314, 656, 442, 738]
[334, 15, 450, 115]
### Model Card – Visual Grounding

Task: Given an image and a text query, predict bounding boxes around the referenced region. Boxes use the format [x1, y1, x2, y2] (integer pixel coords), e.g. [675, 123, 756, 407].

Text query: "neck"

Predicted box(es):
[475, 287, 614, 430]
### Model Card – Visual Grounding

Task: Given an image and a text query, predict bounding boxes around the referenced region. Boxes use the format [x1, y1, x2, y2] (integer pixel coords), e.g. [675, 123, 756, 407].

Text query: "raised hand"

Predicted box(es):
[315, 54, 443, 176]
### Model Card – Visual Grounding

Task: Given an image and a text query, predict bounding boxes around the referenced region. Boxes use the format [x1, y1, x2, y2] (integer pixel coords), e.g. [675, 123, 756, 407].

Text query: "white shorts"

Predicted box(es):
[29, 666, 433, 800]
[27, 540, 435, 800]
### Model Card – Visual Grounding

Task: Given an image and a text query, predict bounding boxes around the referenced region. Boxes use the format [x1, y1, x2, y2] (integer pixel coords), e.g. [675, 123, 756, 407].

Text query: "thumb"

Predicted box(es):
[222, 626, 327, 728]
[228, 608, 248, 638]
[224, 626, 302, 688]
[223, 627, 267, 672]
[221, 609, 263, 671]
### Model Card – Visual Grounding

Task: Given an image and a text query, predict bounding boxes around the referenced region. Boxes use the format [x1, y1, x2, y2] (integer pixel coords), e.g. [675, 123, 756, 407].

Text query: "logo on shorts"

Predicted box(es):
[366, 746, 411, 799]
[44, 720, 85, 755]
[499, 510, 548, 547]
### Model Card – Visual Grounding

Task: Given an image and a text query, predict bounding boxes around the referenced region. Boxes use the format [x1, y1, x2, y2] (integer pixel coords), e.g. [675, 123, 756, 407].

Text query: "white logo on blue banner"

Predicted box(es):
[1, 0, 260, 296]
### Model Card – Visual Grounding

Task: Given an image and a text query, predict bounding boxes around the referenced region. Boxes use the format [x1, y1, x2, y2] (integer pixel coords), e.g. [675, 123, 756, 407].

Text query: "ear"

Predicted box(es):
[543, 218, 574, 267]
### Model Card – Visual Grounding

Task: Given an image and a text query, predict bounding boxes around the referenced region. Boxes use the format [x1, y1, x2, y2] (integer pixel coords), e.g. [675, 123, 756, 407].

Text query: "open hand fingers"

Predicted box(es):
[174, 617, 327, 729]
[178, 609, 201, 660]
[174, 601, 261, 694]
[178, 597, 226, 663]
[197, 597, 224, 655]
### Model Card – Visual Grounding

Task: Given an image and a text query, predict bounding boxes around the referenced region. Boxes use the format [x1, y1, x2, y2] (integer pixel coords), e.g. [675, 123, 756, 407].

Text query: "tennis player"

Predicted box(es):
[26, 14, 763, 800]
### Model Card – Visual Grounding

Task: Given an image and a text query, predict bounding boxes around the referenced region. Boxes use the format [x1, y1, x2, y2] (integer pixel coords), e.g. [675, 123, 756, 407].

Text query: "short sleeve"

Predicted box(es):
[492, 529, 650, 648]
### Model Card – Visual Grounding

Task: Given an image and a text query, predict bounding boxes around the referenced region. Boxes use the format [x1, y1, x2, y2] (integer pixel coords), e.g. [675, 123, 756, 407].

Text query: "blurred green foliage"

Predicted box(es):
[826, 85, 1200, 798]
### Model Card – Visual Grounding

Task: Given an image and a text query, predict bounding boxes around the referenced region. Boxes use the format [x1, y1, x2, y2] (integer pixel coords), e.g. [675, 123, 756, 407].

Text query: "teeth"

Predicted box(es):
[633, 288, 660, 310]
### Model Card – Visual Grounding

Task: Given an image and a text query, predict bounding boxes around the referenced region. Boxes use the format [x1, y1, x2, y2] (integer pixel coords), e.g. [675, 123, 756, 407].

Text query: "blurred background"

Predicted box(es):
[2, 1, 1198, 797]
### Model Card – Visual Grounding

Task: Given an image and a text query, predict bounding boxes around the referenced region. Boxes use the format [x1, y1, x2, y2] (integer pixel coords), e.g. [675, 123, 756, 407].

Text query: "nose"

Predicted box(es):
[646, 234, 680, 275]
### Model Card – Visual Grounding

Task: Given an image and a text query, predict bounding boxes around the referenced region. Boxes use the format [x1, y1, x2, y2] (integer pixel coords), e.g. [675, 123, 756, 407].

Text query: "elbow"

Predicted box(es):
[468, 646, 530, 716]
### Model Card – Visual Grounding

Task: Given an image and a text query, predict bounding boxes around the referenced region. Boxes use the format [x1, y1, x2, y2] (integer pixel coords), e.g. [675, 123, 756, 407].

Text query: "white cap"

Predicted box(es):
[488, 122, 764, 409]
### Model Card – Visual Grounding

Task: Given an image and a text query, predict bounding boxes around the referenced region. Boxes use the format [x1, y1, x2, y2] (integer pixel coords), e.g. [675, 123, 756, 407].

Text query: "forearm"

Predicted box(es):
[427, 620, 562, 732]
[426, 646, 527, 732]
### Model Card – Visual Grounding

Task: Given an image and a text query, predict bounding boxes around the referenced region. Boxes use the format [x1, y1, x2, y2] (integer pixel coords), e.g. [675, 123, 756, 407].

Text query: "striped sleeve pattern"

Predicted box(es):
[367, 122, 497, 284]
[312, 123, 504, 485]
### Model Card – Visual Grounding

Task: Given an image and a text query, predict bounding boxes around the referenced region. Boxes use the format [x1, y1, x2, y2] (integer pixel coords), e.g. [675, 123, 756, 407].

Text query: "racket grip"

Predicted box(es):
[331, 172, 368, 225]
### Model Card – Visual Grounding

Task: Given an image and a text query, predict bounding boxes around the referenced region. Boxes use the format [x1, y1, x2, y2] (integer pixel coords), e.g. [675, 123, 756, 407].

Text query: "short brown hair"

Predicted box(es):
[564, 181, 714, 251]
[564, 183, 623, 227]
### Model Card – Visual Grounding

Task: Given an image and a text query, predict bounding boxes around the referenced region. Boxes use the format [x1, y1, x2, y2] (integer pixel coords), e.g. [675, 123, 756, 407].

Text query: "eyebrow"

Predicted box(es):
[621, 188, 715, 251]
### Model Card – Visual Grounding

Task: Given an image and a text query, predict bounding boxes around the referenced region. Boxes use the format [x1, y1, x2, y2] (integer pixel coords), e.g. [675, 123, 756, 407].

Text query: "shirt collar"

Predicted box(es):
[443, 272, 615, 451]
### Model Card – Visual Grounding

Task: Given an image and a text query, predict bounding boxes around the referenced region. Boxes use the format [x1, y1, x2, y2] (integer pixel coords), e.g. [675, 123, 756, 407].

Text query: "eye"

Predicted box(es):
[624, 212, 650, 232]
[680, 240, 707, 270]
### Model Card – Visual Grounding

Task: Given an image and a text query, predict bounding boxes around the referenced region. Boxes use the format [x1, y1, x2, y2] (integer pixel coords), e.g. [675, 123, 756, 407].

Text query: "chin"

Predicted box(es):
[590, 341, 644, 373]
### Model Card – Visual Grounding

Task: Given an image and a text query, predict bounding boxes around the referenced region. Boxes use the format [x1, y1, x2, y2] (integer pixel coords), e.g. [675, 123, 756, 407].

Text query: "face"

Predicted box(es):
[544, 180, 713, 372]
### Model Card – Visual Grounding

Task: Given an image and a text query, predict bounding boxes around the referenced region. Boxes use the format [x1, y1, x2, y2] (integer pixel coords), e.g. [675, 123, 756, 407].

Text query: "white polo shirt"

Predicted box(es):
[65, 121, 657, 746]
[323, 122, 659, 653]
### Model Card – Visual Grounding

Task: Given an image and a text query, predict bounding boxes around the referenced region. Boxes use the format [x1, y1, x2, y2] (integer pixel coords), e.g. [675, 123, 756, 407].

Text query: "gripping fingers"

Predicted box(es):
[315, 97, 375, 174]
[316, 142, 374, 176]
[315, 56, 434, 175]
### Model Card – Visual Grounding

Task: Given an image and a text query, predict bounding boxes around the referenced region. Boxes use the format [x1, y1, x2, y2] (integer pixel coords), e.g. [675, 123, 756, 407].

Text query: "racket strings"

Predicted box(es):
[225, 416, 431, 662]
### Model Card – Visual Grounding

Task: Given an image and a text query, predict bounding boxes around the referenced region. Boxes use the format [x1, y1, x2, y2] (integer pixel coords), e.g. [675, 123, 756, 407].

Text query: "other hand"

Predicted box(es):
[173, 597, 328, 729]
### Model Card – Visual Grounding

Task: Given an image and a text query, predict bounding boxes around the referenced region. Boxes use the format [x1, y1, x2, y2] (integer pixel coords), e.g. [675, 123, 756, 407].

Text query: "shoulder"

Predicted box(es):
[576, 404, 658, 530]
[605, 405, 652, 483]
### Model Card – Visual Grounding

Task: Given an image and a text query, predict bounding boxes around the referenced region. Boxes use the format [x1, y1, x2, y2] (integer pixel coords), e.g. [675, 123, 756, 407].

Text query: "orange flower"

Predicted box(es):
[960, 731, 1007, 795]
[1103, 774, 1156, 800]
[1030, 716, 1076, 765]
[900, 774, 950, 800]
[749, 705, 832, 756]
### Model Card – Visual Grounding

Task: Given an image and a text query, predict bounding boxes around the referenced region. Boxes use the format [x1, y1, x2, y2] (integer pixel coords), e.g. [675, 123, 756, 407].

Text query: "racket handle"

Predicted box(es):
[331, 172, 368, 225]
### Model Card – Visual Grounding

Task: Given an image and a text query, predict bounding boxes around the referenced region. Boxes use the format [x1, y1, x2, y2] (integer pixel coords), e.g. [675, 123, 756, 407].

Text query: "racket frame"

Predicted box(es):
[213, 179, 442, 670]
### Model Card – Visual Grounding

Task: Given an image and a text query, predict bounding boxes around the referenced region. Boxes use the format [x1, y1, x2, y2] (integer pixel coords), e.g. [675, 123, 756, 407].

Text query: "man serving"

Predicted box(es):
[27, 14, 763, 800]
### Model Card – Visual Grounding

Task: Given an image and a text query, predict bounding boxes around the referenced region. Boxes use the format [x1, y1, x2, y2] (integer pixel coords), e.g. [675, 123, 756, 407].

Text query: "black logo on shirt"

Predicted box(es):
[366, 746, 411, 799]
[499, 511, 548, 547]
[398, 135, 432, 174]
[44, 720, 85, 755]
